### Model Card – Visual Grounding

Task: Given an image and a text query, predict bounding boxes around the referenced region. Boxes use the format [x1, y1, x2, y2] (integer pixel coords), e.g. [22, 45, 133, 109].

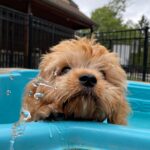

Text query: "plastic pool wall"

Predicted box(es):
[0, 70, 150, 150]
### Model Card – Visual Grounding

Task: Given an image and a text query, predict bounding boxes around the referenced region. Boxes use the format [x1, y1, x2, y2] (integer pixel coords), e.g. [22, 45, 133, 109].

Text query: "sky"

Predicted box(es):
[73, 0, 150, 24]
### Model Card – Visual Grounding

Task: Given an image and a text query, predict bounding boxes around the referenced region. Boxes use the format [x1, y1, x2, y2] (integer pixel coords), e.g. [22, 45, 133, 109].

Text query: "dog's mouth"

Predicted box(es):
[62, 88, 98, 108]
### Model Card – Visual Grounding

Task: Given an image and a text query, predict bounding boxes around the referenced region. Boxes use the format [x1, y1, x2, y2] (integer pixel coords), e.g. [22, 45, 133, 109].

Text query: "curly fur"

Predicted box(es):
[21, 37, 130, 125]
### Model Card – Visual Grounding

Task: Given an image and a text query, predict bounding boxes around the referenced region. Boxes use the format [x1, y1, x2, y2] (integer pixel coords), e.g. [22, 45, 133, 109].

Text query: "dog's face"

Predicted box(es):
[33, 38, 129, 122]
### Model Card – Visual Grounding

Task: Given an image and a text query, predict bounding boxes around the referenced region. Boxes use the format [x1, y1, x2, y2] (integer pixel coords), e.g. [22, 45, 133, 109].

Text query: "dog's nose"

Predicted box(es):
[79, 74, 97, 87]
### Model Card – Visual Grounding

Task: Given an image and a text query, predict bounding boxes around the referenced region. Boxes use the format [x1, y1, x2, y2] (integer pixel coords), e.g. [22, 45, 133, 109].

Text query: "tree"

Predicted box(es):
[91, 0, 128, 32]
[136, 15, 150, 29]
[91, 6, 126, 32]
[108, 0, 126, 17]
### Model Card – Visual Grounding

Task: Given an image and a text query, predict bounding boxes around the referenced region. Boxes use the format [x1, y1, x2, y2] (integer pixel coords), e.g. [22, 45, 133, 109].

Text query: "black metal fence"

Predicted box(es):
[94, 27, 150, 82]
[0, 6, 26, 68]
[0, 6, 150, 82]
[0, 6, 74, 68]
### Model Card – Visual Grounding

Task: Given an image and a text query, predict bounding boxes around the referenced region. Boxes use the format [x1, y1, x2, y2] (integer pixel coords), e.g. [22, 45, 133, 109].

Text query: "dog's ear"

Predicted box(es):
[39, 49, 53, 69]
[38, 50, 55, 79]
[98, 52, 127, 89]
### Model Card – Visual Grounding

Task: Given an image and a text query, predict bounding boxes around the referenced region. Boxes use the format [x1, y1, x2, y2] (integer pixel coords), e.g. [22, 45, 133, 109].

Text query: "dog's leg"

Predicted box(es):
[21, 80, 59, 121]
[108, 100, 130, 125]
[32, 103, 59, 121]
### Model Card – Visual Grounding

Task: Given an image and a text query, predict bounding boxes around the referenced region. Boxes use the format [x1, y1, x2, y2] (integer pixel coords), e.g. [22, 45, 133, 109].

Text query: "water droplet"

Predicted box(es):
[28, 90, 33, 97]
[9, 75, 14, 80]
[34, 92, 44, 100]
[49, 128, 53, 138]
[32, 82, 38, 87]
[38, 83, 54, 88]
[6, 90, 11, 96]
[21, 109, 31, 121]
[10, 139, 15, 150]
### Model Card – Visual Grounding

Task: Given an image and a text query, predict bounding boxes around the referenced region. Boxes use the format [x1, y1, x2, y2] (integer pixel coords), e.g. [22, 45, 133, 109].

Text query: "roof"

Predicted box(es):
[0, 0, 95, 30]
[35, 0, 96, 29]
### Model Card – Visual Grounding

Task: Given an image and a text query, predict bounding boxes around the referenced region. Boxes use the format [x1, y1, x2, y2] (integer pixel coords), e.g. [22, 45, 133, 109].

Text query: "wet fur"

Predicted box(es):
[21, 37, 130, 125]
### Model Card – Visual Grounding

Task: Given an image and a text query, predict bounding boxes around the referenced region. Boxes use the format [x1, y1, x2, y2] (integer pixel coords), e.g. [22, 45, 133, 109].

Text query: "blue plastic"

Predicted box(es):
[0, 70, 150, 150]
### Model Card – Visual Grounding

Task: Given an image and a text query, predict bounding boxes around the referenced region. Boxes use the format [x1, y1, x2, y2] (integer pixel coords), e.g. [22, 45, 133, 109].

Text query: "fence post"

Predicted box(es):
[0, 8, 2, 50]
[27, 13, 33, 68]
[142, 26, 149, 81]
[109, 39, 113, 51]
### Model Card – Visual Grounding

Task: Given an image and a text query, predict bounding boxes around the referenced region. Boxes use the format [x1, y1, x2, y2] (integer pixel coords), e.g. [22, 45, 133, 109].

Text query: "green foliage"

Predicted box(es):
[91, 0, 150, 32]
[91, 0, 128, 32]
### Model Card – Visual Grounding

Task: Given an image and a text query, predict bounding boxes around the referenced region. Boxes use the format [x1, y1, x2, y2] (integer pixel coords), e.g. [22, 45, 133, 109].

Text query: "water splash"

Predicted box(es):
[9, 75, 14, 80]
[32, 82, 38, 87]
[34, 92, 44, 100]
[54, 125, 62, 134]
[32, 76, 57, 90]
[28, 90, 33, 97]
[48, 124, 62, 139]
[38, 83, 55, 89]
[6, 90, 11, 96]
[29, 76, 58, 100]
[21, 109, 31, 121]
[48, 123, 71, 149]
[10, 121, 25, 150]
[9, 109, 31, 150]
[49, 128, 53, 138]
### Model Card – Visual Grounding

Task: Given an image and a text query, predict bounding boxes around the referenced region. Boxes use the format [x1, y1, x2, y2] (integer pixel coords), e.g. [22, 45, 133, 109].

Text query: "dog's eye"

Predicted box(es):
[100, 70, 106, 79]
[60, 66, 71, 75]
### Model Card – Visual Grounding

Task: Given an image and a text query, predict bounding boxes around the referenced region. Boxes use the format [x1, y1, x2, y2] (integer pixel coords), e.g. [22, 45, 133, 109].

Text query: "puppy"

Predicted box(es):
[21, 37, 130, 125]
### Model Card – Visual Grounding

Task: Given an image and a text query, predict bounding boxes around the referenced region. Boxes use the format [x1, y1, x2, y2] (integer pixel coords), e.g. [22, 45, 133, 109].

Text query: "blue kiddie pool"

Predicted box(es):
[0, 70, 150, 150]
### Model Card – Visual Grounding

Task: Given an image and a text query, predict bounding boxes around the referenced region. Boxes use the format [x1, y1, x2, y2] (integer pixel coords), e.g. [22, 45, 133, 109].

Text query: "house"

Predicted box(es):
[0, 0, 95, 68]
